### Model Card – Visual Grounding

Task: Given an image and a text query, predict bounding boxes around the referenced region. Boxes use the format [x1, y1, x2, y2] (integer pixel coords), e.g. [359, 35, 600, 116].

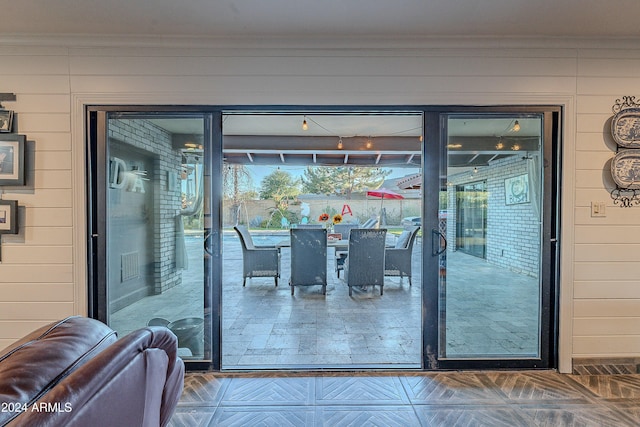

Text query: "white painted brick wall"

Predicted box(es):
[447, 155, 540, 277]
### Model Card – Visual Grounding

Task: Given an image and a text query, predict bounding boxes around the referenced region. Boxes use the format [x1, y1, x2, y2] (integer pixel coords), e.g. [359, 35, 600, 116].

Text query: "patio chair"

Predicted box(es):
[333, 223, 359, 278]
[385, 226, 420, 286]
[344, 228, 387, 296]
[333, 223, 359, 239]
[289, 228, 327, 295]
[360, 217, 379, 229]
[234, 225, 280, 287]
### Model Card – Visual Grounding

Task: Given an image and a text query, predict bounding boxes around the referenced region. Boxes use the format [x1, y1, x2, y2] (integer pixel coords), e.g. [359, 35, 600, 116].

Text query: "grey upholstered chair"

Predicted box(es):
[289, 228, 327, 295]
[384, 226, 420, 286]
[359, 217, 379, 229]
[344, 228, 387, 296]
[333, 223, 359, 239]
[333, 223, 359, 277]
[234, 225, 280, 287]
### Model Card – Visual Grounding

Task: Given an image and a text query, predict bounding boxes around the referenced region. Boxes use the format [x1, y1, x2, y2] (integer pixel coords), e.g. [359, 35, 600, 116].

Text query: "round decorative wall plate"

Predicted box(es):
[611, 108, 640, 147]
[611, 149, 640, 189]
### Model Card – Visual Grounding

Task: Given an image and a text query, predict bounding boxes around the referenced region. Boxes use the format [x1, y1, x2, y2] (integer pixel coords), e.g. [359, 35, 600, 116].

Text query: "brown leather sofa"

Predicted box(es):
[0, 316, 184, 427]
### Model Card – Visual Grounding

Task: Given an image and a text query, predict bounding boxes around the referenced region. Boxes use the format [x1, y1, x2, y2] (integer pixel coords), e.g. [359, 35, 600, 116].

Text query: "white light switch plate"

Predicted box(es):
[591, 201, 606, 217]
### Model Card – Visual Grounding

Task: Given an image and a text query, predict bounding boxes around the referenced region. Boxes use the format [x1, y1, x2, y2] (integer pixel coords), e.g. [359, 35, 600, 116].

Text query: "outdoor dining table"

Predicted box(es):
[275, 238, 349, 251]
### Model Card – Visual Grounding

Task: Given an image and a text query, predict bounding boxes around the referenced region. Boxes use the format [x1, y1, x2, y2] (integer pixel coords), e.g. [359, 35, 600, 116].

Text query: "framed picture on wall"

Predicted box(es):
[0, 200, 18, 234]
[0, 110, 13, 133]
[0, 134, 25, 186]
[505, 173, 530, 205]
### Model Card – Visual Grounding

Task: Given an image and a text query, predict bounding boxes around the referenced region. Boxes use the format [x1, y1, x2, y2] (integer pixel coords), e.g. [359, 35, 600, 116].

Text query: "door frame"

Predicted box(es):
[86, 104, 561, 371]
[86, 106, 220, 371]
[423, 106, 560, 370]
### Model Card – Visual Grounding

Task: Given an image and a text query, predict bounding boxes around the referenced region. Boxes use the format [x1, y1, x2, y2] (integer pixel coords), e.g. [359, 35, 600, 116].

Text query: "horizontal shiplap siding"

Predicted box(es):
[0, 46, 75, 342]
[0, 38, 638, 362]
[66, 46, 578, 107]
[573, 47, 640, 357]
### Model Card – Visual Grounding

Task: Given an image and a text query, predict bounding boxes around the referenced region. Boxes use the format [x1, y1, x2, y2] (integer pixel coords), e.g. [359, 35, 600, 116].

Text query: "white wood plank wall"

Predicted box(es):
[0, 46, 74, 349]
[0, 37, 637, 366]
[573, 47, 640, 357]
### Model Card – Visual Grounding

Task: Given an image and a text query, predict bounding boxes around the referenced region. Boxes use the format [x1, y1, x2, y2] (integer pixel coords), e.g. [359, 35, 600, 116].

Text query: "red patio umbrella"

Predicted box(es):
[366, 188, 404, 223]
[366, 188, 404, 200]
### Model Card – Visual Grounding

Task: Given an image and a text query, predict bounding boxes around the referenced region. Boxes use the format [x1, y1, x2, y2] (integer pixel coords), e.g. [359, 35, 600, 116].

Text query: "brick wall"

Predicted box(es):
[109, 119, 183, 295]
[447, 155, 541, 277]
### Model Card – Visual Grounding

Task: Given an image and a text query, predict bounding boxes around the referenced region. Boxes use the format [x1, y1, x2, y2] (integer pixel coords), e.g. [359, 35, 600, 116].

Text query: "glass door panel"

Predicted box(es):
[220, 111, 423, 369]
[439, 114, 543, 359]
[456, 181, 487, 259]
[104, 114, 209, 361]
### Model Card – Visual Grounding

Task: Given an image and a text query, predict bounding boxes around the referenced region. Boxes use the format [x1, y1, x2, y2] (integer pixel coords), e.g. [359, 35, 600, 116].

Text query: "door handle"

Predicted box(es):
[204, 230, 214, 257]
[431, 228, 447, 256]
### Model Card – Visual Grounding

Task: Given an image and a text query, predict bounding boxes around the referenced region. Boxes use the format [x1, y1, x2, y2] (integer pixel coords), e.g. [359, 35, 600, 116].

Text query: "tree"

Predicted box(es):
[302, 166, 391, 198]
[259, 169, 300, 200]
[258, 170, 301, 228]
[223, 164, 254, 202]
[223, 164, 256, 225]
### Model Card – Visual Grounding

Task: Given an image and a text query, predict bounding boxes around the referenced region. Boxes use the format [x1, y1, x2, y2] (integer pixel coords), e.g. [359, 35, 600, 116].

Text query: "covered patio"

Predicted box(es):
[111, 230, 538, 369]
[107, 111, 542, 369]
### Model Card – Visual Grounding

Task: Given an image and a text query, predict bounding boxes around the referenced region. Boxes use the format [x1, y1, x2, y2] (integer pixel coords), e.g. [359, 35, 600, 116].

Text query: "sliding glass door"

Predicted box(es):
[427, 111, 557, 368]
[456, 181, 487, 259]
[89, 110, 214, 368]
[88, 105, 559, 371]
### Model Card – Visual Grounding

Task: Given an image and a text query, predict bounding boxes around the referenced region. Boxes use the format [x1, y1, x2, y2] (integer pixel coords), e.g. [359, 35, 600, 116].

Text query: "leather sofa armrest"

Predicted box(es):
[8, 327, 184, 427]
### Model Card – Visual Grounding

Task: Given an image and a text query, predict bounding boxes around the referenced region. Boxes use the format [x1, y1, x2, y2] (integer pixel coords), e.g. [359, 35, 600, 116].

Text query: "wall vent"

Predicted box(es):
[121, 251, 140, 282]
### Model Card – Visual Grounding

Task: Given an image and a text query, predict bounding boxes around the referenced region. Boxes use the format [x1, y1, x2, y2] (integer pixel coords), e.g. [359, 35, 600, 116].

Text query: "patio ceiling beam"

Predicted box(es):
[223, 148, 433, 167]
[223, 135, 421, 151]
[224, 149, 420, 156]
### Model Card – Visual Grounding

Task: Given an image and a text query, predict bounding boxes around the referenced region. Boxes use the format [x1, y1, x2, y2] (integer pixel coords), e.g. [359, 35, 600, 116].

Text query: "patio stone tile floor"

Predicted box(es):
[111, 231, 539, 368]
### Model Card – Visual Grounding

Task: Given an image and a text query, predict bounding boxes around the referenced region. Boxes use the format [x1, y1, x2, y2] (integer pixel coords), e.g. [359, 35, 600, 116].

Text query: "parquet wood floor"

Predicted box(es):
[169, 370, 640, 426]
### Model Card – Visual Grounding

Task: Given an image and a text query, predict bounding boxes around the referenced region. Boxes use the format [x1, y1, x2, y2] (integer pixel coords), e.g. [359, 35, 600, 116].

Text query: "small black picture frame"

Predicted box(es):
[0, 110, 13, 133]
[0, 134, 25, 186]
[0, 200, 18, 234]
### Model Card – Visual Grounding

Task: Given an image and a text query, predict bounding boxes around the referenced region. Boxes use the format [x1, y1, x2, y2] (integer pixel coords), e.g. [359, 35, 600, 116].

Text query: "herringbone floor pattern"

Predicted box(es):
[169, 370, 640, 426]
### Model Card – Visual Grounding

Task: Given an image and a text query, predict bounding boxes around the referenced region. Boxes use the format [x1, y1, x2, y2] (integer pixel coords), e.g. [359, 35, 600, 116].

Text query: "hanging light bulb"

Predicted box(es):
[512, 120, 521, 132]
[302, 116, 308, 131]
[473, 167, 478, 174]
[337, 137, 343, 150]
[496, 138, 504, 150]
[365, 137, 372, 149]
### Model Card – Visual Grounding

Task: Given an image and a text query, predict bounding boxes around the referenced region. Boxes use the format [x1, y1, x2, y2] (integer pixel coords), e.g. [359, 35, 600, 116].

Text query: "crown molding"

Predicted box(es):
[2, 33, 640, 51]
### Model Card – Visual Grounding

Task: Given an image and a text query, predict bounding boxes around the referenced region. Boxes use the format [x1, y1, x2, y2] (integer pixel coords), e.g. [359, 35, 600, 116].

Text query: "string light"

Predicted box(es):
[512, 120, 521, 132]
[298, 115, 422, 151]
